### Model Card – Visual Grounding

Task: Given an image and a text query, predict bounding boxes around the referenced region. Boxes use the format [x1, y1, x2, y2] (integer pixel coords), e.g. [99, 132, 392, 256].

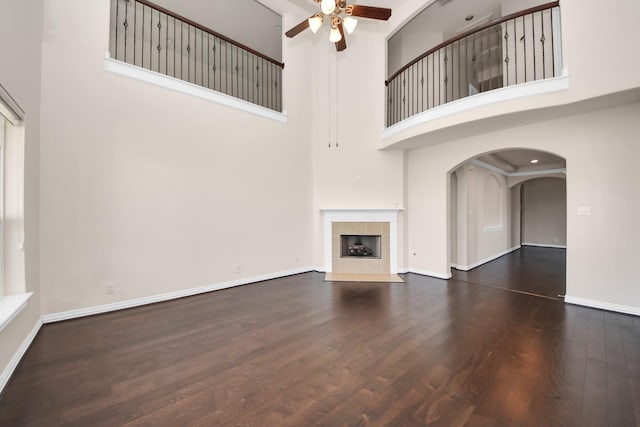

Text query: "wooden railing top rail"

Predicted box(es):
[385, 1, 559, 85]
[134, 0, 285, 68]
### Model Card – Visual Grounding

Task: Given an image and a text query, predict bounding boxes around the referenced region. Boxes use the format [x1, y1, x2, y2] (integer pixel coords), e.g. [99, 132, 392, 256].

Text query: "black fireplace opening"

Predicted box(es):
[340, 234, 381, 259]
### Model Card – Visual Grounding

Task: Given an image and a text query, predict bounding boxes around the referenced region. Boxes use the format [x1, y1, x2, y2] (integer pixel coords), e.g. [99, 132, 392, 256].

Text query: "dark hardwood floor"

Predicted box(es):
[1, 249, 639, 426]
[452, 246, 567, 299]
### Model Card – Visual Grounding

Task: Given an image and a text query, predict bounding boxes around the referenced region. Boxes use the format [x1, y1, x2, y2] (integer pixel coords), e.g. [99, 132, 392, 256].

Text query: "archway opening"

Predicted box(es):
[448, 148, 566, 298]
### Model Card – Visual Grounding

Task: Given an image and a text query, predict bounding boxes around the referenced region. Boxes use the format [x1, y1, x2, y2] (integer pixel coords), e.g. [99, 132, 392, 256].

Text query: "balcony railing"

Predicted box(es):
[110, 0, 284, 112]
[385, 1, 561, 127]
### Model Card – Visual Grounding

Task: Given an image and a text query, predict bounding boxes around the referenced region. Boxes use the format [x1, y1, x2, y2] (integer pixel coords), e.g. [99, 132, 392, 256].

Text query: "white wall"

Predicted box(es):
[387, 31, 442, 76]
[501, 0, 546, 16]
[521, 177, 566, 246]
[38, 0, 314, 315]
[451, 162, 510, 269]
[0, 0, 43, 381]
[407, 101, 640, 309]
[308, 27, 405, 269]
[510, 183, 521, 247]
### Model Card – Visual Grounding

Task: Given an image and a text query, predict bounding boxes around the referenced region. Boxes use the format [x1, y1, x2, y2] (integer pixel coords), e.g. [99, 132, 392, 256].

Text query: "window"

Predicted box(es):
[0, 117, 4, 297]
[0, 84, 29, 332]
[0, 96, 26, 297]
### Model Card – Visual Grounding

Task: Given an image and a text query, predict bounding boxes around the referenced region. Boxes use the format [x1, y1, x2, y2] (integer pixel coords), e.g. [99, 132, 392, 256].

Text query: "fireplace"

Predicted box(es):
[321, 209, 401, 275]
[341, 234, 381, 259]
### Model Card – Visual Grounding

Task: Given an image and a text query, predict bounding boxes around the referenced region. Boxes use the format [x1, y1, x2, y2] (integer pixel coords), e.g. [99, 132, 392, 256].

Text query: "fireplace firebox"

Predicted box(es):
[340, 234, 381, 259]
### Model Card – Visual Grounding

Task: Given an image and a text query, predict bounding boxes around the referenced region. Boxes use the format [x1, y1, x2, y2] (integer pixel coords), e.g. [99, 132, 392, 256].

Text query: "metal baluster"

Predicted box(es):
[431, 52, 436, 108]
[504, 24, 510, 86]
[514, 19, 518, 84]
[173, 18, 176, 78]
[411, 64, 415, 116]
[115, 0, 120, 59]
[157, 13, 161, 73]
[235, 46, 239, 99]
[188, 26, 192, 83]
[488, 29, 493, 90]
[133, 1, 137, 65]
[551, 8, 555, 77]
[124, 0, 128, 61]
[193, 26, 197, 83]
[396, 76, 399, 123]
[457, 40, 461, 100]
[533, 11, 537, 80]
[425, 57, 429, 111]
[541, 10, 546, 79]
[420, 59, 424, 113]
[216, 38, 219, 92]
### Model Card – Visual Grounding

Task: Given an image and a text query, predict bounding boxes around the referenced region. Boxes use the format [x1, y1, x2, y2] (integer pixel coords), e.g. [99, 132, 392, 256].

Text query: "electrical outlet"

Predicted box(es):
[233, 263, 241, 273]
[105, 284, 115, 295]
[294, 256, 300, 264]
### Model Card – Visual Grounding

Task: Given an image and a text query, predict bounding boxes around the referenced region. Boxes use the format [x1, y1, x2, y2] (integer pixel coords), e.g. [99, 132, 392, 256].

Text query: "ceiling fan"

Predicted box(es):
[285, 0, 392, 52]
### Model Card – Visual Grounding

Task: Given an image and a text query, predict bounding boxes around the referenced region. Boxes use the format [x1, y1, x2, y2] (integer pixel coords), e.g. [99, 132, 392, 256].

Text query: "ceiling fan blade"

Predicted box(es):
[347, 5, 392, 21]
[335, 21, 347, 52]
[285, 17, 312, 38]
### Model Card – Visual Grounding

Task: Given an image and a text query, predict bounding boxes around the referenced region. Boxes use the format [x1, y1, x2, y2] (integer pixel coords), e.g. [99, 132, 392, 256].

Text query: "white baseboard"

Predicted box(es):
[565, 296, 640, 316]
[397, 268, 409, 274]
[42, 267, 314, 324]
[0, 317, 42, 394]
[451, 245, 521, 271]
[522, 243, 567, 249]
[407, 268, 452, 280]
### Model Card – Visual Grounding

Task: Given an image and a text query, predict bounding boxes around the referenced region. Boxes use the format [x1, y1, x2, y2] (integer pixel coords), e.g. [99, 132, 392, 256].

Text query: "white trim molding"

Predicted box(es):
[565, 296, 640, 317]
[407, 268, 452, 280]
[42, 267, 312, 323]
[522, 243, 567, 249]
[0, 293, 33, 333]
[0, 82, 25, 124]
[471, 159, 567, 178]
[104, 53, 287, 124]
[0, 317, 42, 394]
[321, 209, 402, 274]
[451, 245, 521, 271]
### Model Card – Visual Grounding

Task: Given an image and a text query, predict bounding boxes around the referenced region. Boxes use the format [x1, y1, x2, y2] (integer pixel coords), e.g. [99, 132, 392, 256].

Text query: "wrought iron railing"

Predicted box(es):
[110, 0, 284, 112]
[385, 1, 561, 127]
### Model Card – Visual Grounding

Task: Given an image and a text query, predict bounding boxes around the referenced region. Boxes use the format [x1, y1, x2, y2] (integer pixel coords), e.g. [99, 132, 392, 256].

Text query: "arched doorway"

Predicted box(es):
[448, 148, 566, 298]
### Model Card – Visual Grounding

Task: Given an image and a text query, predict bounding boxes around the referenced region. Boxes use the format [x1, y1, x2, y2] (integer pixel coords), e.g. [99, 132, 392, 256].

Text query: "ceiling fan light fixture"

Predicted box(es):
[329, 26, 342, 42]
[321, 0, 336, 15]
[308, 15, 323, 33]
[343, 16, 358, 34]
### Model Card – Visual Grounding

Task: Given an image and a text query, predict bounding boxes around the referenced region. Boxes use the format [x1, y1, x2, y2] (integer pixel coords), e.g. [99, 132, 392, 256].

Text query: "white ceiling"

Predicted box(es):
[477, 149, 566, 173]
[398, 0, 502, 41]
[390, 0, 547, 44]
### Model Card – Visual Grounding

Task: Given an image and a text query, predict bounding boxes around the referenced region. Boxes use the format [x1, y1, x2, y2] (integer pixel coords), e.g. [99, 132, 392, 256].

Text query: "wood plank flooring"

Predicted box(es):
[452, 246, 567, 299]
[1, 248, 639, 426]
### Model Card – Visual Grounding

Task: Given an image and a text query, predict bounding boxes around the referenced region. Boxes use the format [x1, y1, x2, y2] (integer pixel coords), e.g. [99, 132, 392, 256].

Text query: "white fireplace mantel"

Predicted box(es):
[321, 209, 402, 274]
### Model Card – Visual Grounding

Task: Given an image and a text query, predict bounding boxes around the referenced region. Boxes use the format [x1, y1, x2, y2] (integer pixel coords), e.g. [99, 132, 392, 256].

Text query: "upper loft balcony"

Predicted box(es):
[108, 0, 284, 116]
[382, 0, 567, 147]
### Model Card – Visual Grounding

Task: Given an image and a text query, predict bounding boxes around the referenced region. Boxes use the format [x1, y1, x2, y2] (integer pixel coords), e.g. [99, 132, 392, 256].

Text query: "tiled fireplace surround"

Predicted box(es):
[322, 210, 400, 274]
